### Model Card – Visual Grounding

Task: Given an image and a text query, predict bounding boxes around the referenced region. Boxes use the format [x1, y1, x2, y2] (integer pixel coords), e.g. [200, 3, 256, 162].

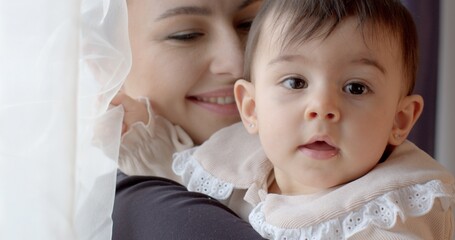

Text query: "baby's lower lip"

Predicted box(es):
[298, 142, 338, 160]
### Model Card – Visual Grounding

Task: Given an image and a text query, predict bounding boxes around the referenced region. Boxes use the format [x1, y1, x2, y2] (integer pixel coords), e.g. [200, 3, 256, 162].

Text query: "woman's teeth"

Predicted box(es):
[197, 96, 235, 105]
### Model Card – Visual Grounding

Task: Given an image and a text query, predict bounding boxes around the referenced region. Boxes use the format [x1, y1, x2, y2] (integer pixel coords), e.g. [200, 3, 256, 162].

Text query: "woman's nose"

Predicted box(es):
[209, 30, 244, 79]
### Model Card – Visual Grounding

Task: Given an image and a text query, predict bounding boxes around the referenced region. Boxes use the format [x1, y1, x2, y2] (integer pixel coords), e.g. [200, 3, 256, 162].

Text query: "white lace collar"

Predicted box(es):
[249, 179, 455, 239]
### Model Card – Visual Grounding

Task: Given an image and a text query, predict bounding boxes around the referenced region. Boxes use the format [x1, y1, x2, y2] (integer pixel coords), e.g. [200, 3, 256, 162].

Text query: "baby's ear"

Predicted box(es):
[389, 94, 424, 145]
[234, 79, 258, 134]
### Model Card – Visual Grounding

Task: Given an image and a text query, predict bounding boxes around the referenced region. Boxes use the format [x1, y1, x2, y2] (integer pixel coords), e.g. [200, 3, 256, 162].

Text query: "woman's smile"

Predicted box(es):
[188, 88, 239, 115]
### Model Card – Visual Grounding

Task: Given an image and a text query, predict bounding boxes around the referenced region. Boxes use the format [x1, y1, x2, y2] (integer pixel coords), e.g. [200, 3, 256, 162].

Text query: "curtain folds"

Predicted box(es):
[0, 0, 130, 239]
[402, 0, 440, 156]
[402, 0, 455, 181]
[436, 0, 455, 176]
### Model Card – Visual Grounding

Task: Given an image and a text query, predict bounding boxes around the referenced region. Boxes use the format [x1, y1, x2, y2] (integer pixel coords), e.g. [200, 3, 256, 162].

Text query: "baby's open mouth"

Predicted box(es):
[299, 140, 339, 160]
[304, 141, 336, 151]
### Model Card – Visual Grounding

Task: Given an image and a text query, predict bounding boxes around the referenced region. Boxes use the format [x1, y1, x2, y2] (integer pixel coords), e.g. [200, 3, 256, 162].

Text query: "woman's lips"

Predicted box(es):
[298, 140, 339, 160]
[188, 88, 239, 116]
[194, 96, 235, 105]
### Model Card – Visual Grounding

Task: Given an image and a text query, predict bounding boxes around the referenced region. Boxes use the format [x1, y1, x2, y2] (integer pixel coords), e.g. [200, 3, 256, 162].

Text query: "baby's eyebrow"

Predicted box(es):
[267, 54, 307, 66]
[156, 6, 211, 21]
[351, 58, 386, 74]
[268, 54, 386, 75]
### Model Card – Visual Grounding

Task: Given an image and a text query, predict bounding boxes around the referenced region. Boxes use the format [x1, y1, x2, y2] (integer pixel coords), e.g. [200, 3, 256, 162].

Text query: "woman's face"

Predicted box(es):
[124, 0, 261, 144]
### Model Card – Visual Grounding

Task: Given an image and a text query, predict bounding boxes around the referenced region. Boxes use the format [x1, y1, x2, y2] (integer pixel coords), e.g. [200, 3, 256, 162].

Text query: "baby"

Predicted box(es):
[172, 0, 455, 239]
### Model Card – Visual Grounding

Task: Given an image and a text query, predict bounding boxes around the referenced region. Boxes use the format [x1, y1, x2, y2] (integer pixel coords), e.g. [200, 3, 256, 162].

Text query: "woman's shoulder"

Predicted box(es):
[173, 122, 272, 197]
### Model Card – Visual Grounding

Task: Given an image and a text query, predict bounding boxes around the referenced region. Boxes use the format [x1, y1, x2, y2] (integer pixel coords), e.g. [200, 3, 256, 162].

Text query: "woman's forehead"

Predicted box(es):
[128, 0, 258, 18]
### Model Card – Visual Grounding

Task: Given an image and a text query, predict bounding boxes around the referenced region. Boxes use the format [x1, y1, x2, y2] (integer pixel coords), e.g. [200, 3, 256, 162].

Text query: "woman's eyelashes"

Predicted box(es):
[167, 31, 204, 41]
[236, 19, 253, 33]
[164, 16, 254, 43]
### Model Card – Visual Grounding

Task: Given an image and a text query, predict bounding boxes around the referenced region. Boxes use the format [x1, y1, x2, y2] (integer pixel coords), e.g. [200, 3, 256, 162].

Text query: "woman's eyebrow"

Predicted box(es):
[155, 6, 211, 21]
[238, 0, 261, 10]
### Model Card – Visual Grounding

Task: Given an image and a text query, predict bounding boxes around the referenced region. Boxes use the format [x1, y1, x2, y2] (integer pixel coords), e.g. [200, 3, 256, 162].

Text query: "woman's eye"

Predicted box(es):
[344, 82, 369, 95]
[167, 32, 204, 41]
[237, 20, 253, 33]
[281, 77, 308, 90]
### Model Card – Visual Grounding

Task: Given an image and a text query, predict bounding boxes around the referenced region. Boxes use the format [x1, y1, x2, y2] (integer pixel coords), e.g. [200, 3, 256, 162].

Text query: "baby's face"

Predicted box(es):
[252, 17, 406, 195]
[123, 0, 261, 144]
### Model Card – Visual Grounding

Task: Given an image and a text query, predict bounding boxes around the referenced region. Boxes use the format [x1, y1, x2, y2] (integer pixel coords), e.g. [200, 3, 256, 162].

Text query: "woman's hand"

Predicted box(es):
[111, 92, 149, 135]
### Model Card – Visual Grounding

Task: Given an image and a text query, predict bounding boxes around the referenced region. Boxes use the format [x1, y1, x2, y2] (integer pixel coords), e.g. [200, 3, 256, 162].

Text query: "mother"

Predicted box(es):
[112, 0, 265, 239]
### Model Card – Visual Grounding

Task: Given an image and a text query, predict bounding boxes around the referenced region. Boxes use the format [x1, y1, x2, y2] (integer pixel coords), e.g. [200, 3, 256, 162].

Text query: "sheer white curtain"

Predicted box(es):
[437, 0, 455, 175]
[0, 0, 130, 239]
[437, 2, 455, 239]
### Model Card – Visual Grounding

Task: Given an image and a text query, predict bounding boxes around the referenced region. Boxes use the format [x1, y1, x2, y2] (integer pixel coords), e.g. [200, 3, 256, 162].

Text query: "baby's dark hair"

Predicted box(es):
[244, 0, 418, 95]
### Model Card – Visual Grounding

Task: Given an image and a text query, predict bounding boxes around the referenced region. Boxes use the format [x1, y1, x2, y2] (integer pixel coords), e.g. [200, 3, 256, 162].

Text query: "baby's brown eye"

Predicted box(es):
[344, 82, 369, 95]
[281, 77, 308, 89]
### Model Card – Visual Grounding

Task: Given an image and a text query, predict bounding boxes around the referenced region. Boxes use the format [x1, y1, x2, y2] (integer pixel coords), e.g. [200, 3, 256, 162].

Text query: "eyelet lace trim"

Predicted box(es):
[249, 180, 455, 240]
[173, 148, 234, 200]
